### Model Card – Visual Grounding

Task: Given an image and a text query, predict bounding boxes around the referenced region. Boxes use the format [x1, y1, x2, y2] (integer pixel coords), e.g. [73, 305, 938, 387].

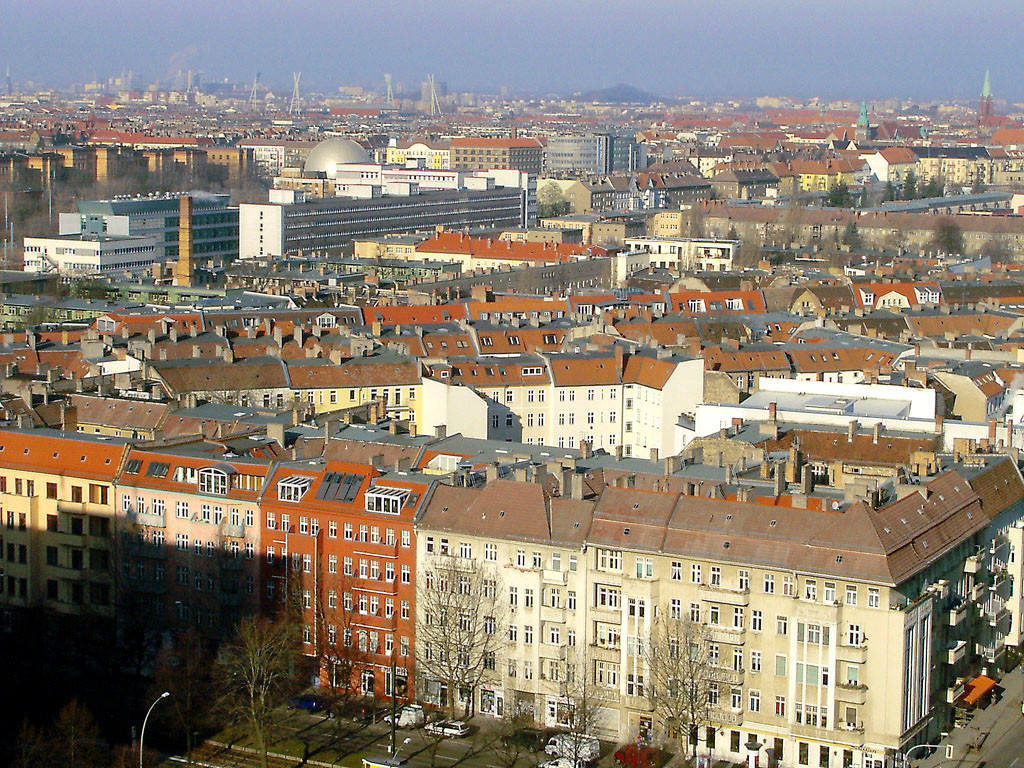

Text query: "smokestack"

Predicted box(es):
[174, 195, 194, 288]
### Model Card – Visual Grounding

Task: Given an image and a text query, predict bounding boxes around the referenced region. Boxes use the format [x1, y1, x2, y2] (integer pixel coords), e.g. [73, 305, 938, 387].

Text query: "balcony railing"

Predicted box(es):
[699, 584, 750, 606]
[837, 643, 868, 664]
[947, 640, 968, 665]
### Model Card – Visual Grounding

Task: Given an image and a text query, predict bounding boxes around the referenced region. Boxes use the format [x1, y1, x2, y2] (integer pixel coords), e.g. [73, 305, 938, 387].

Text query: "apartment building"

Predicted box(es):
[445, 347, 704, 458]
[259, 460, 430, 698]
[0, 429, 127, 627]
[414, 455, 1024, 768]
[114, 445, 269, 637]
[451, 137, 544, 175]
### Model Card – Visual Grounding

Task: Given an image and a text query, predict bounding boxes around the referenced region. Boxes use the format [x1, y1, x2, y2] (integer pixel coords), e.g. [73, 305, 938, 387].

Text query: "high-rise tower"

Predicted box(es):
[855, 100, 869, 143]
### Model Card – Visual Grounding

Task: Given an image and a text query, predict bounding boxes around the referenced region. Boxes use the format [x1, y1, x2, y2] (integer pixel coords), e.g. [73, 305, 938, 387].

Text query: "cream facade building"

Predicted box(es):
[416, 455, 1024, 768]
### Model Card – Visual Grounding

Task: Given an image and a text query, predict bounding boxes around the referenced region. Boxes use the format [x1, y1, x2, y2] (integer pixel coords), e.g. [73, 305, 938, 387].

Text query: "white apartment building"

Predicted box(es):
[624, 236, 737, 272]
[23, 233, 158, 276]
[448, 349, 704, 457]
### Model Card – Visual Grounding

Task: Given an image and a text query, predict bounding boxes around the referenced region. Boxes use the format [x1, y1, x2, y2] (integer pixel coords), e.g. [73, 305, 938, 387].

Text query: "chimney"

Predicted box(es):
[988, 417, 997, 441]
[847, 420, 858, 442]
[737, 486, 752, 503]
[434, 423, 447, 439]
[579, 439, 593, 459]
[800, 464, 813, 495]
[773, 462, 785, 497]
[486, 463, 499, 484]
[768, 401, 777, 421]
[935, 414, 944, 432]
[873, 422, 882, 444]
[650, 447, 659, 462]
[571, 471, 585, 500]
[394, 457, 412, 473]
[664, 455, 682, 475]
[267, 421, 285, 447]
[174, 194, 194, 288]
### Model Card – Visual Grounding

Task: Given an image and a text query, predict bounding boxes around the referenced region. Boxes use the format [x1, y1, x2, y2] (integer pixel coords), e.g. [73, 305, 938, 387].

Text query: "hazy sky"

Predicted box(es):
[3, 0, 1021, 101]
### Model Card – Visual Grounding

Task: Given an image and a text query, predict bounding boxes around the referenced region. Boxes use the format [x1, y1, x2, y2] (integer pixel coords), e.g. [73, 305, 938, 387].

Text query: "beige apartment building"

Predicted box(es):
[415, 455, 1024, 768]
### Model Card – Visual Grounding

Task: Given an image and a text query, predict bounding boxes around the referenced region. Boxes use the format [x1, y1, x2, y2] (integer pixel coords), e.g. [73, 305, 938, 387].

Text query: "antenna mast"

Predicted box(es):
[428, 73, 441, 117]
[248, 72, 260, 112]
[289, 72, 302, 116]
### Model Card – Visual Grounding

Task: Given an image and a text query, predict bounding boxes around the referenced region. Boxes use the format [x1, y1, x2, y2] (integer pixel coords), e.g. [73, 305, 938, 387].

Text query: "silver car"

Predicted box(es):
[424, 719, 470, 737]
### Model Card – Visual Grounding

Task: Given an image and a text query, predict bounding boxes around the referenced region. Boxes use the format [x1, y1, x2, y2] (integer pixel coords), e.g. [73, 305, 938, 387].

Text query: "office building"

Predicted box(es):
[23, 233, 158, 276]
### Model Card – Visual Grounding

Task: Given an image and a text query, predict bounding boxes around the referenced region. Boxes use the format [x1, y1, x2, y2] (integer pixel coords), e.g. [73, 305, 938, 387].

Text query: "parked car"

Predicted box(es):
[613, 744, 665, 767]
[544, 734, 601, 762]
[286, 694, 330, 714]
[384, 704, 425, 728]
[501, 727, 555, 751]
[424, 719, 470, 737]
[540, 758, 585, 768]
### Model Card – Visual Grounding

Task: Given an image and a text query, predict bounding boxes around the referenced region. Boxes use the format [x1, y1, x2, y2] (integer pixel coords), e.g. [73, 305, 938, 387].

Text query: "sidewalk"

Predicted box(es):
[917, 666, 1024, 767]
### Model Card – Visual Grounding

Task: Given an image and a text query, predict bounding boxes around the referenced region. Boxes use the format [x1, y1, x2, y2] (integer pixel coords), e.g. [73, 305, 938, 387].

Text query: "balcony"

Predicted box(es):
[699, 585, 750, 606]
[711, 666, 745, 685]
[540, 605, 566, 624]
[964, 554, 983, 574]
[835, 683, 869, 705]
[977, 640, 1006, 664]
[949, 603, 969, 627]
[947, 679, 966, 704]
[837, 643, 868, 664]
[792, 722, 864, 747]
[57, 500, 110, 517]
[543, 568, 567, 585]
[709, 626, 746, 645]
[133, 511, 166, 528]
[946, 640, 968, 665]
[710, 707, 743, 726]
[970, 583, 987, 602]
[220, 523, 245, 539]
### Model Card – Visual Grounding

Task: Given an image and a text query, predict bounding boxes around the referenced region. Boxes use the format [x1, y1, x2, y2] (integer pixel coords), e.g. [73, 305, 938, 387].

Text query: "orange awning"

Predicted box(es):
[962, 674, 997, 707]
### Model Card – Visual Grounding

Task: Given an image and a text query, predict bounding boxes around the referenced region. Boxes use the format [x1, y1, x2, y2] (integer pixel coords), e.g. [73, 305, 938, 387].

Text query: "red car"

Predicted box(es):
[613, 745, 664, 768]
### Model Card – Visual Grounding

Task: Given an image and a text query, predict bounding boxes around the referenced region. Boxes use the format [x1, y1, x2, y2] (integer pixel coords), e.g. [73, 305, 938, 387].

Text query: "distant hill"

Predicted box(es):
[577, 83, 654, 104]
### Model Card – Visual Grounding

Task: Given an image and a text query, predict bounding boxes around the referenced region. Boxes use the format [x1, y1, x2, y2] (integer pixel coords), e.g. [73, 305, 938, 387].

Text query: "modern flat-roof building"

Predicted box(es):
[239, 186, 530, 259]
[23, 233, 158, 276]
[59, 193, 238, 263]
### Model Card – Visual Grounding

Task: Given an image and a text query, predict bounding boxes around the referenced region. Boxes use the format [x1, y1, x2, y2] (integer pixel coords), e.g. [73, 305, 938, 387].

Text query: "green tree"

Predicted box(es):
[930, 218, 964, 254]
[726, 225, 740, 241]
[537, 182, 569, 218]
[842, 221, 862, 249]
[824, 181, 853, 208]
[971, 177, 986, 194]
[902, 170, 917, 200]
[883, 180, 897, 202]
[921, 176, 944, 199]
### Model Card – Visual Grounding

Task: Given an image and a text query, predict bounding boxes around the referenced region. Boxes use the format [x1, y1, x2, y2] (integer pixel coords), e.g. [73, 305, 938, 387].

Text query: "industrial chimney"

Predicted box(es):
[174, 194, 194, 287]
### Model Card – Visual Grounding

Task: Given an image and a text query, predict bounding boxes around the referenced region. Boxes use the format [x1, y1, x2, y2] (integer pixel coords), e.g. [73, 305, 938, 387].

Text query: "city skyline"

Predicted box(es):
[2, 0, 1023, 100]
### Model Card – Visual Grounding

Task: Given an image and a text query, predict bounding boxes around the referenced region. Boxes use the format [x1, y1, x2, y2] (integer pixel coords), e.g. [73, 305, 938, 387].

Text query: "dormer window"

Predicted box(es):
[365, 486, 410, 515]
[278, 476, 312, 502]
[197, 468, 228, 496]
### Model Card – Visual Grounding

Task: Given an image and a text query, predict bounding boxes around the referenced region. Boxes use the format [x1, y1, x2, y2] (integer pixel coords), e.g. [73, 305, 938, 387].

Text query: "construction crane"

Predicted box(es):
[289, 72, 301, 115]
[248, 71, 260, 112]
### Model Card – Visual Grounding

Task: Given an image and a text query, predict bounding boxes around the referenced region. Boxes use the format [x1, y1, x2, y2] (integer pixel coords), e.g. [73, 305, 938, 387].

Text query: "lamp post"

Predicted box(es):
[139, 691, 171, 768]
[392, 737, 412, 761]
[900, 738, 949, 767]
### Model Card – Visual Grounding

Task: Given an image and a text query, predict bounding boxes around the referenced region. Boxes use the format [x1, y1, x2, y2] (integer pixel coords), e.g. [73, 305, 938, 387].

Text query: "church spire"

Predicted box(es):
[981, 69, 992, 99]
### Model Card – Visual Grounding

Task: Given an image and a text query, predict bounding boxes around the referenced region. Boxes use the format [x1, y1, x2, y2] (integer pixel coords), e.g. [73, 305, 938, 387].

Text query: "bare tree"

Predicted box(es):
[214, 616, 303, 768]
[415, 553, 506, 719]
[11, 718, 47, 768]
[644, 614, 716, 758]
[49, 700, 107, 768]
[552, 645, 607, 766]
[150, 627, 214, 765]
[492, 704, 540, 768]
[313, 570, 372, 728]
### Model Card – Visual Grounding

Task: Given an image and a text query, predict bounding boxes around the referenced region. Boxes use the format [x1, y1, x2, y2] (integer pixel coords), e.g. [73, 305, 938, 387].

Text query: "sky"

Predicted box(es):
[2, 0, 1022, 101]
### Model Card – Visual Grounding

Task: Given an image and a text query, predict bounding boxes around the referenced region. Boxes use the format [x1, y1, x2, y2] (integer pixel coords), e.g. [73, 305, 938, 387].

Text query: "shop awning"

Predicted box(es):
[962, 674, 998, 707]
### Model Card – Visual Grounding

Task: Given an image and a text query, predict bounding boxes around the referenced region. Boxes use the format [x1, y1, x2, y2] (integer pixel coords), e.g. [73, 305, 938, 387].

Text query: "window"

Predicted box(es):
[777, 616, 788, 635]
[804, 579, 817, 601]
[516, 550, 526, 567]
[775, 654, 787, 676]
[733, 607, 744, 629]
[848, 624, 863, 646]
[845, 665, 859, 686]
[691, 564, 701, 583]
[635, 557, 653, 578]
[524, 588, 534, 608]
[764, 573, 775, 593]
[738, 569, 749, 590]
[868, 588, 880, 608]
[751, 610, 763, 631]
[749, 689, 761, 713]
[846, 585, 858, 606]
[597, 549, 622, 571]
[824, 581, 836, 603]
[689, 602, 701, 622]
[751, 650, 761, 672]
[277, 476, 311, 502]
[671, 561, 682, 581]
[197, 468, 227, 495]
[567, 590, 577, 610]
[524, 625, 533, 644]
[775, 696, 787, 717]
[710, 566, 722, 586]
[484, 543, 497, 561]
[532, 552, 542, 569]
[344, 523, 353, 540]
[783, 576, 795, 597]
[710, 605, 720, 625]
[670, 599, 682, 620]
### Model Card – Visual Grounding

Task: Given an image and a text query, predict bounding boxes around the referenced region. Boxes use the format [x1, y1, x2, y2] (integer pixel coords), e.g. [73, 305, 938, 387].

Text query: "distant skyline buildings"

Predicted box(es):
[2, 0, 1024, 102]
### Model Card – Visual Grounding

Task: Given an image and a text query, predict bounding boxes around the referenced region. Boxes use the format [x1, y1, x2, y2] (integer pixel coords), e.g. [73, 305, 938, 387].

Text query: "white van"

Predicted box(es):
[384, 704, 425, 728]
[544, 734, 601, 762]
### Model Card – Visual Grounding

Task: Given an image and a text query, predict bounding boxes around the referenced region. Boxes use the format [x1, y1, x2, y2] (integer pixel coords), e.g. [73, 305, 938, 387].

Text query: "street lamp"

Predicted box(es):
[139, 691, 171, 768]
[393, 737, 412, 760]
[900, 737, 949, 767]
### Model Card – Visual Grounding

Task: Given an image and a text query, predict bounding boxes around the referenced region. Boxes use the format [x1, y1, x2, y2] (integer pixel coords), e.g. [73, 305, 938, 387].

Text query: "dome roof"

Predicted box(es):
[303, 138, 370, 178]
